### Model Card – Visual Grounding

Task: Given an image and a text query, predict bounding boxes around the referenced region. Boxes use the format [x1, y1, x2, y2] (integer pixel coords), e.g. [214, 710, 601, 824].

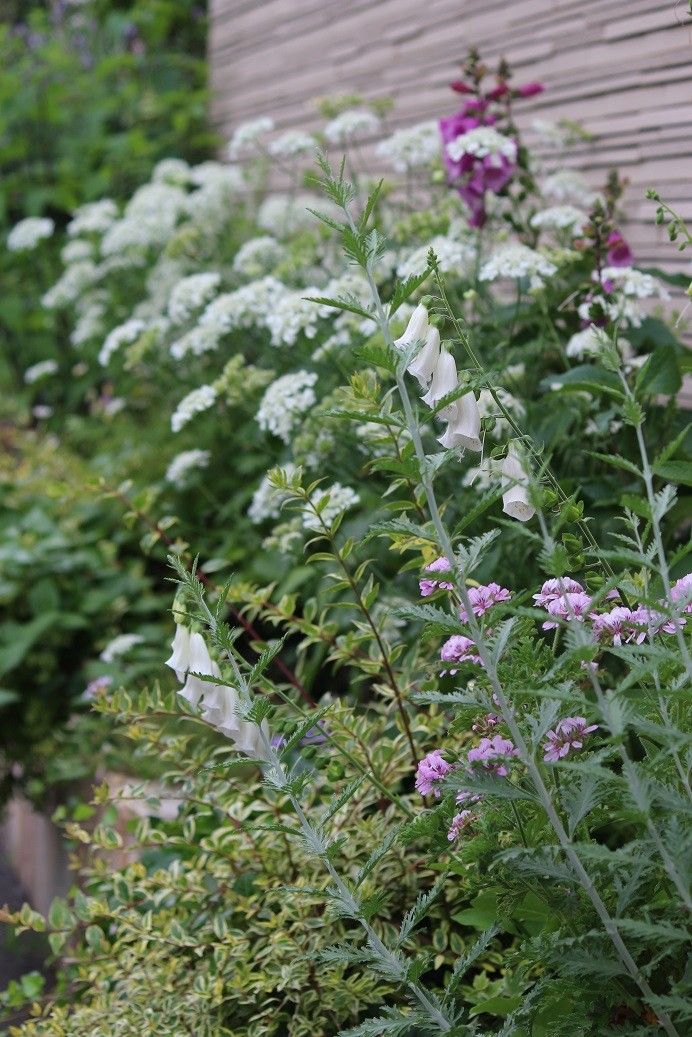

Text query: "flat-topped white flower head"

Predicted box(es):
[480, 243, 557, 286]
[324, 108, 381, 144]
[171, 385, 218, 433]
[8, 217, 54, 251]
[446, 127, 517, 163]
[530, 206, 588, 233]
[228, 116, 275, 158]
[376, 120, 439, 172]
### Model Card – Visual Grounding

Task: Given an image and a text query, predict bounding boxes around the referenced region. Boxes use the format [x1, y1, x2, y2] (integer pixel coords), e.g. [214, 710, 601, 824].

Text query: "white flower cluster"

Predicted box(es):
[247, 464, 296, 524]
[446, 127, 517, 163]
[24, 359, 58, 384]
[165, 449, 211, 486]
[530, 205, 587, 233]
[376, 120, 439, 172]
[189, 161, 244, 191]
[98, 318, 146, 367]
[228, 117, 275, 158]
[100, 633, 144, 663]
[600, 267, 669, 300]
[68, 199, 118, 236]
[71, 298, 106, 346]
[152, 157, 191, 185]
[184, 164, 244, 225]
[170, 324, 223, 360]
[541, 170, 596, 207]
[565, 326, 609, 360]
[42, 261, 99, 309]
[201, 276, 287, 334]
[266, 289, 331, 347]
[579, 267, 670, 328]
[479, 243, 557, 286]
[324, 108, 381, 144]
[232, 236, 284, 278]
[256, 193, 323, 237]
[397, 235, 476, 280]
[268, 130, 317, 158]
[256, 371, 317, 443]
[167, 272, 221, 325]
[61, 239, 92, 264]
[302, 483, 360, 531]
[7, 217, 55, 251]
[171, 384, 218, 433]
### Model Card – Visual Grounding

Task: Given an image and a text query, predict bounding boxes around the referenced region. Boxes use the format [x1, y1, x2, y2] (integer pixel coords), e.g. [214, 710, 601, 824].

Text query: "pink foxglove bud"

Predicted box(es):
[501, 444, 535, 522]
[421, 348, 458, 409]
[407, 325, 441, 389]
[393, 303, 428, 350]
[437, 392, 482, 452]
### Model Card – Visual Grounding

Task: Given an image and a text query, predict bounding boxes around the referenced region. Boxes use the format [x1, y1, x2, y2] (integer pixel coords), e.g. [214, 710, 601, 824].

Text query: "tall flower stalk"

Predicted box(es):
[316, 157, 684, 1036]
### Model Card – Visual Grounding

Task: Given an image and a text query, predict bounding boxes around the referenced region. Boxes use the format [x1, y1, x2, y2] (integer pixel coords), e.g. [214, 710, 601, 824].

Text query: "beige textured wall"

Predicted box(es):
[209, 0, 692, 269]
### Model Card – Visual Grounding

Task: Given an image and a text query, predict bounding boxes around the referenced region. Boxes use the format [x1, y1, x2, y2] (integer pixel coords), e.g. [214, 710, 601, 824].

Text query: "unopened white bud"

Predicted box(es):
[501, 444, 535, 522]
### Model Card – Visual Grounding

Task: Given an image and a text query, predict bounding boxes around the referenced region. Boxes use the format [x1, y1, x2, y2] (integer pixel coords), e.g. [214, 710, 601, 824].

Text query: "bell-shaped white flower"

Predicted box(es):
[179, 631, 220, 707]
[165, 624, 191, 682]
[407, 326, 441, 389]
[438, 392, 482, 452]
[501, 444, 535, 522]
[393, 303, 428, 350]
[421, 348, 458, 410]
[202, 682, 272, 761]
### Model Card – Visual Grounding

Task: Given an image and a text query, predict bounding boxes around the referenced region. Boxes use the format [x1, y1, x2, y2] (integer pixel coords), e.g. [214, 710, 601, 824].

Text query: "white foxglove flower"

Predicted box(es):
[179, 632, 221, 707]
[421, 349, 457, 409]
[501, 445, 535, 522]
[438, 393, 482, 452]
[393, 303, 428, 351]
[165, 624, 192, 682]
[408, 326, 441, 389]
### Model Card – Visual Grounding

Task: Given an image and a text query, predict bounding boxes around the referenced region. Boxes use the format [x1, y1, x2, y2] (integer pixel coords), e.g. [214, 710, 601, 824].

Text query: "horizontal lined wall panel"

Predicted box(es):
[209, 0, 692, 271]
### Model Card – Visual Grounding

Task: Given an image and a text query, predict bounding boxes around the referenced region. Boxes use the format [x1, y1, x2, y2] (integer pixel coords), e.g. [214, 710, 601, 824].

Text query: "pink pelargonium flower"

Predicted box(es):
[541, 591, 592, 630]
[543, 717, 598, 762]
[420, 555, 455, 597]
[447, 809, 476, 842]
[671, 573, 692, 614]
[440, 634, 483, 672]
[467, 734, 519, 777]
[533, 577, 584, 607]
[415, 750, 453, 797]
[459, 582, 511, 622]
[606, 230, 633, 267]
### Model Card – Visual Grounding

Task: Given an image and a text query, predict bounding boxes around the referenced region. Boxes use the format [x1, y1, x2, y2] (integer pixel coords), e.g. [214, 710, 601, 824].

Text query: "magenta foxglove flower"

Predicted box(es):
[447, 809, 476, 841]
[533, 578, 584, 607]
[440, 634, 483, 671]
[419, 555, 455, 597]
[415, 749, 453, 797]
[606, 230, 633, 267]
[515, 81, 545, 97]
[543, 717, 598, 762]
[541, 591, 592, 630]
[459, 582, 511, 622]
[467, 734, 519, 776]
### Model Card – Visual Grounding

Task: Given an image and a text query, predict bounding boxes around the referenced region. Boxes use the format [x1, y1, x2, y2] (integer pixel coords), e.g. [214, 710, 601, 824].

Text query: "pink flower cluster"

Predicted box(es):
[459, 582, 511, 622]
[467, 734, 519, 777]
[440, 634, 482, 672]
[447, 809, 475, 842]
[533, 576, 689, 644]
[415, 749, 453, 797]
[543, 716, 598, 762]
[419, 555, 455, 597]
